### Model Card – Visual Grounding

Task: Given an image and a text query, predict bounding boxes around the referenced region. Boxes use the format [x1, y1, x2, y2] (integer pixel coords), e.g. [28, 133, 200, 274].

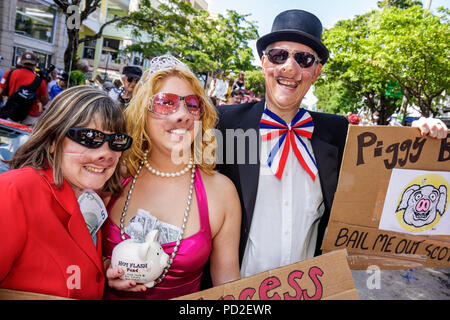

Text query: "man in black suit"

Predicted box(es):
[215, 9, 448, 278]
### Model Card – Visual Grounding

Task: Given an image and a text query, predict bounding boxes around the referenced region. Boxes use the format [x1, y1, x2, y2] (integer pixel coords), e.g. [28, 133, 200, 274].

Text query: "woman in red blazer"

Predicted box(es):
[0, 86, 132, 299]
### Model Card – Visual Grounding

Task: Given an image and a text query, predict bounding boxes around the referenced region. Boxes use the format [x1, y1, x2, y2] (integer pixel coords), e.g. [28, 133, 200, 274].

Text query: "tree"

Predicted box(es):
[315, 11, 401, 123]
[54, 0, 130, 71]
[314, 80, 363, 114]
[364, 6, 450, 117]
[244, 69, 265, 97]
[315, 5, 449, 122]
[173, 9, 259, 74]
[117, 0, 196, 59]
[377, 0, 422, 9]
[53, 0, 259, 79]
[121, 0, 259, 75]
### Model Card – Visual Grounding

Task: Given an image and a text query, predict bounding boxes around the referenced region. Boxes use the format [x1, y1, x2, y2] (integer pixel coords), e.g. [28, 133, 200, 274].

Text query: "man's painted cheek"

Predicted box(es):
[300, 70, 314, 80]
[263, 65, 276, 74]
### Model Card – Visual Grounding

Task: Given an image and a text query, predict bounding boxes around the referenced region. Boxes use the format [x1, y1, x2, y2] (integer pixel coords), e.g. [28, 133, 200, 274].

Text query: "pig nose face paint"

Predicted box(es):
[262, 41, 321, 114]
[60, 122, 122, 197]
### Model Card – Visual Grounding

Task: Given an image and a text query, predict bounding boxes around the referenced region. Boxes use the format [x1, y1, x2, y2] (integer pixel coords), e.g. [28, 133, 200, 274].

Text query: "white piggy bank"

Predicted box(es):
[111, 229, 169, 288]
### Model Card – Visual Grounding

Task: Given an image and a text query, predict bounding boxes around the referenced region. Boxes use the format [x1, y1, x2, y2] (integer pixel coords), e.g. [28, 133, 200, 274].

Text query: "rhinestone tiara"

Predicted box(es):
[139, 54, 192, 86]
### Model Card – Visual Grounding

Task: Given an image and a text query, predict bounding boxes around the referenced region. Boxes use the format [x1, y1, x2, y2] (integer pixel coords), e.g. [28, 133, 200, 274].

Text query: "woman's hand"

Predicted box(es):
[104, 260, 147, 292]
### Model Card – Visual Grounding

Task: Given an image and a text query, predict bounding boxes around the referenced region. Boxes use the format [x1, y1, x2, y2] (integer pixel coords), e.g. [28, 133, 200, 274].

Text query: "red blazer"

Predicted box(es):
[0, 167, 105, 299]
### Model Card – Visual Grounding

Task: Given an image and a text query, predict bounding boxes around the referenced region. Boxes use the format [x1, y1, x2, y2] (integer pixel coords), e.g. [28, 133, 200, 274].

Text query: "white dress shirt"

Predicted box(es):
[240, 118, 325, 278]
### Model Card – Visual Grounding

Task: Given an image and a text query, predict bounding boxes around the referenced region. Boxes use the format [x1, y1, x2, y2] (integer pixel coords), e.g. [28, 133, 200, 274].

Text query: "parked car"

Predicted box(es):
[0, 118, 31, 173]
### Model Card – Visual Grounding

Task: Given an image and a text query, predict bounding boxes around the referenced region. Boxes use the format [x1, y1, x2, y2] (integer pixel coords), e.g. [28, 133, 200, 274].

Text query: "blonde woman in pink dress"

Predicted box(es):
[102, 55, 241, 299]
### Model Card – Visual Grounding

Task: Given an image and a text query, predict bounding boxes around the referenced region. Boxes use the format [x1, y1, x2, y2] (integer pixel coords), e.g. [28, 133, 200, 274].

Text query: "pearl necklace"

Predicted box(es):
[143, 150, 193, 177]
[119, 160, 196, 286]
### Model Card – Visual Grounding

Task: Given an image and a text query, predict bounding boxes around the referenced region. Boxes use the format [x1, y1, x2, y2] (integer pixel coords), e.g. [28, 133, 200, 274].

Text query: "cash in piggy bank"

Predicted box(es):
[111, 229, 170, 288]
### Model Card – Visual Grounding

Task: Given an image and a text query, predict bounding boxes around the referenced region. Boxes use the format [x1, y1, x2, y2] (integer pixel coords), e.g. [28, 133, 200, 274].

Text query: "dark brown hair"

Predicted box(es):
[9, 85, 128, 194]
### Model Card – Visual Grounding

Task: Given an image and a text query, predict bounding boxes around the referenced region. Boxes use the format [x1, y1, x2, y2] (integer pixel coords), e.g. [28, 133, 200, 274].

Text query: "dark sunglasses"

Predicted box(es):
[66, 128, 133, 152]
[265, 48, 320, 68]
[127, 77, 139, 83]
[148, 93, 205, 116]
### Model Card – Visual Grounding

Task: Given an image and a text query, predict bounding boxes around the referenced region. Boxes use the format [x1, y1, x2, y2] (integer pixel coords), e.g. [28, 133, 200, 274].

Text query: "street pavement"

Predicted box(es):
[351, 268, 450, 300]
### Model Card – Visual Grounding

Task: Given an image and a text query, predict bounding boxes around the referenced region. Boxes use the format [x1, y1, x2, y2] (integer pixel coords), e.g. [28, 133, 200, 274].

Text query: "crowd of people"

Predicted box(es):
[207, 69, 261, 106]
[0, 8, 448, 301]
[0, 54, 144, 126]
[0, 50, 256, 126]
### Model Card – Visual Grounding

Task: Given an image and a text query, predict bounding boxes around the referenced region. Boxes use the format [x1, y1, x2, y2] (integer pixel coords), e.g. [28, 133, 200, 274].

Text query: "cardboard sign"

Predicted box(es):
[321, 126, 450, 269]
[176, 249, 358, 300]
[0, 288, 71, 300]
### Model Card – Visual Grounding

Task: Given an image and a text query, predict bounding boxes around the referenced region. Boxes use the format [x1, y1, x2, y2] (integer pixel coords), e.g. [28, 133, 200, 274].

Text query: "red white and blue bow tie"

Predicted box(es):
[260, 108, 317, 180]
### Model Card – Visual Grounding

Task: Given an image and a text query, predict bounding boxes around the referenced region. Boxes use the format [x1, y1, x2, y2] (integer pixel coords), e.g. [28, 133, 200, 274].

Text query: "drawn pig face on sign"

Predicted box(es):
[396, 184, 447, 228]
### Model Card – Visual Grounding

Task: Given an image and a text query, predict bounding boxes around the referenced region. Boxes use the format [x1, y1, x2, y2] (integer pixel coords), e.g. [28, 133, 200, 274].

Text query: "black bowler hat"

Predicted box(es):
[256, 9, 329, 64]
[122, 65, 143, 79]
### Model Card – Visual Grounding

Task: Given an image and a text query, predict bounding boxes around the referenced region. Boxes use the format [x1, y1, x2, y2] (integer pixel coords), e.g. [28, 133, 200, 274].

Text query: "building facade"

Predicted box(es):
[0, 0, 67, 72]
[0, 0, 209, 79]
[79, 0, 208, 80]
[188, 0, 209, 11]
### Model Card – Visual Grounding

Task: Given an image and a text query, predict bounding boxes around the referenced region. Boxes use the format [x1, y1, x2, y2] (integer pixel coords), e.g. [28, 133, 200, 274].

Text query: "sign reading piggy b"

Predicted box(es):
[111, 229, 169, 288]
[321, 126, 450, 269]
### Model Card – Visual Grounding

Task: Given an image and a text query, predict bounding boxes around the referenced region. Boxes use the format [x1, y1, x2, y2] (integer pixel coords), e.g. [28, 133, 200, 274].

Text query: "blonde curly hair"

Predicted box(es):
[123, 64, 218, 177]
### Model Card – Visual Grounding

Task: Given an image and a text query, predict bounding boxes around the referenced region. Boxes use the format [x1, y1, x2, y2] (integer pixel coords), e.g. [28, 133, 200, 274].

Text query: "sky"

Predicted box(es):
[206, 0, 449, 106]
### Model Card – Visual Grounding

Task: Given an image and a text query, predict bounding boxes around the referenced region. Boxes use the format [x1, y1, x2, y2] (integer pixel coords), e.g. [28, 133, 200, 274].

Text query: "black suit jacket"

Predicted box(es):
[215, 99, 349, 262]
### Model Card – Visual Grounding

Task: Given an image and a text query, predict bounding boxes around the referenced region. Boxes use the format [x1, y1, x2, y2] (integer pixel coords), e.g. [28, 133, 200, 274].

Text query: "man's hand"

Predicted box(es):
[411, 117, 448, 139]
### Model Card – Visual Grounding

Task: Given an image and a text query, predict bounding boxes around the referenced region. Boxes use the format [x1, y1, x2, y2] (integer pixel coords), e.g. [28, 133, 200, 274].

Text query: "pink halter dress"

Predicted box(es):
[102, 168, 212, 300]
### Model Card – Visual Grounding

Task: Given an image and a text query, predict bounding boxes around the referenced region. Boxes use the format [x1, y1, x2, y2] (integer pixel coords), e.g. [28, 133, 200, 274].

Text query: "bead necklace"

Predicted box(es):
[143, 149, 193, 177]
[119, 160, 196, 286]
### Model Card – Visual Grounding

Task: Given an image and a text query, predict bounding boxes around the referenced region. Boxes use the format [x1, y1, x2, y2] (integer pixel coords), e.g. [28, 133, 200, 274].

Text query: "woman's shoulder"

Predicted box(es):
[200, 169, 237, 194]
[199, 169, 238, 202]
[0, 166, 41, 182]
[199, 169, 241, 234]
[0, 167, 47, 194]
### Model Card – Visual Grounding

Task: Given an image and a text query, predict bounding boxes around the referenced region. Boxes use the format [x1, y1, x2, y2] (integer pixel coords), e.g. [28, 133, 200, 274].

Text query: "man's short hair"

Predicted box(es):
[77, 59, 90, 71]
